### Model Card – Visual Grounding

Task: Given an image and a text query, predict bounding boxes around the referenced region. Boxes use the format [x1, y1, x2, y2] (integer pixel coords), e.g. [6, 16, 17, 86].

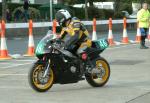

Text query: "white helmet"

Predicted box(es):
[55, 9, 71, 27]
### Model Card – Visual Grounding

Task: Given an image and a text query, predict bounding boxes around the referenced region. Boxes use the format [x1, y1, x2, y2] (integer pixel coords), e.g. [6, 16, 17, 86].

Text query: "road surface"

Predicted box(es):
[0, 42, 150, 103]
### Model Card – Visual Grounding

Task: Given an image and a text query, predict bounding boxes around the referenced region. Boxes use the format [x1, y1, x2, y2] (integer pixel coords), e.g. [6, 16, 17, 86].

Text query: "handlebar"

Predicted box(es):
[52, 39, 65, 50]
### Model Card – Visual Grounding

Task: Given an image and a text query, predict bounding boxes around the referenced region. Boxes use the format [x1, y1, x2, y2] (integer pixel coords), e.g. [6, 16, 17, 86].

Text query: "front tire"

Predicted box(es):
[85, 57, 110, 87]
[28, 62, 55, 92]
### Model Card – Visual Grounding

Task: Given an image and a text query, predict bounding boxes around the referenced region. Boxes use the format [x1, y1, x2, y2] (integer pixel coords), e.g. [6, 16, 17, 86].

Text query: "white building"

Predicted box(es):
[9, 0, 58, 4]
[73, 2, 115, 10]
[10, 0, 35, 4]
[94, 2, 114, 10]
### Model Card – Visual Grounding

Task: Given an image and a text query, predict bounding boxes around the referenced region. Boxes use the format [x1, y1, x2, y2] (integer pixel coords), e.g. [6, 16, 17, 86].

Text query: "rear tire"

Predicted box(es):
[28, 62, 55, 92]
[85, 57, 110, 87]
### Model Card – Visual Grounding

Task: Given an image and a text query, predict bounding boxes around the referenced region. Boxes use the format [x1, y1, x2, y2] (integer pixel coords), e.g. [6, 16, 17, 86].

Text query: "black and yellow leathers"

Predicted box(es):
[60, 17, 92, 54]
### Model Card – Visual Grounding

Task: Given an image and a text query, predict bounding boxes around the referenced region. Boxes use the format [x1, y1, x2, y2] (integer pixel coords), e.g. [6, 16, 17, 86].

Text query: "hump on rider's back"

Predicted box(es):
[72, 17, 80, 22]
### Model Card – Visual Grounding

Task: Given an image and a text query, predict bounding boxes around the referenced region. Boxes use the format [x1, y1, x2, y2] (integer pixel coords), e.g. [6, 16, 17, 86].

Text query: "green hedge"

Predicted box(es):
[103, 9, 114, 19]
[0, 3, 41, 16]
[12, 6, 40, 22]
[0, 3, 132, 20]
[88, 6, 105, 19]
[72, 7, 85, 20]
[72, 3, 132, 20]
[119, 3, 133, 14]
[72, 7, 115, 20]
[0, 4, 2, 19]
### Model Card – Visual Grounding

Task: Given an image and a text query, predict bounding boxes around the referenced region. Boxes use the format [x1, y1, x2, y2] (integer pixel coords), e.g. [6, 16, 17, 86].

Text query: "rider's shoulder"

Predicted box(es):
[70, 17, 81, 28]
[71, 17, 81, 23]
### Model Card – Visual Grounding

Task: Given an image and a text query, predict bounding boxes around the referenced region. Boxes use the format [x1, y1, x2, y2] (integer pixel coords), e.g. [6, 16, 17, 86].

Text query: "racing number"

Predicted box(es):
[99, 39, 108, 48]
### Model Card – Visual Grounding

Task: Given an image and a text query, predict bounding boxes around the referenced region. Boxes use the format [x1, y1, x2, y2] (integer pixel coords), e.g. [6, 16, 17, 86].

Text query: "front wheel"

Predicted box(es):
[85, 57, 110, 87]
[28, 62, 55, 92]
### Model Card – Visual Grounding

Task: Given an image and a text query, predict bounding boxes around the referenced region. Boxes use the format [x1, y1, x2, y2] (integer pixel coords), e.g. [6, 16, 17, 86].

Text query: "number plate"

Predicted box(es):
[36, 42, 44, 55]
[94, 39, 109, 49]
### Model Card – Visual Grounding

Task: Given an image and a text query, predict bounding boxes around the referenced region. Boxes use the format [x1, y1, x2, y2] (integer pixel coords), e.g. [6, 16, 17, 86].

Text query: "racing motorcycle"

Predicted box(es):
[28, 30, 110, 92]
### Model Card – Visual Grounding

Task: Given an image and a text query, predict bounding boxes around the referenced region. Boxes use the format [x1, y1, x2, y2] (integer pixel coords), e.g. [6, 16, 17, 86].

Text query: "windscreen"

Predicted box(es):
[35, 30, 56, 55]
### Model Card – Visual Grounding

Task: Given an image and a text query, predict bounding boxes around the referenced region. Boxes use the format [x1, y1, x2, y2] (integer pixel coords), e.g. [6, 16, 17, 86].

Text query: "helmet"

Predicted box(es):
[55, 9, 71, 27]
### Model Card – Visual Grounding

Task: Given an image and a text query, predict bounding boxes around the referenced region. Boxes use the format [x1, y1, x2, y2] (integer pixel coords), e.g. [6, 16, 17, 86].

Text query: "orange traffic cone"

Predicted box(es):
[53, 19, 57, 35]
[92, 18, 97, 41]
[135, 22, 141, 43]
[24, 20, 35, 56]
[108, 18, 115, 46]
[52, 19, 58, 38]
[122, 18, 129, 44]
[0, 20, 11, 60]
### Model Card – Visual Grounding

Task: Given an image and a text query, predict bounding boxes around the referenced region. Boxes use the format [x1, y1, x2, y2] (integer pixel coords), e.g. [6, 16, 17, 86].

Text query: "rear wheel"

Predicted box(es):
[85, 57, 110, 87]
[28, 62, 55, 92]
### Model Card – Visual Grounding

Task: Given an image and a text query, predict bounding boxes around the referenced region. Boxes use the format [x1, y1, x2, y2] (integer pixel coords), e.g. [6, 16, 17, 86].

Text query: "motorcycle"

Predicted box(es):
[28, 30, 110, 92]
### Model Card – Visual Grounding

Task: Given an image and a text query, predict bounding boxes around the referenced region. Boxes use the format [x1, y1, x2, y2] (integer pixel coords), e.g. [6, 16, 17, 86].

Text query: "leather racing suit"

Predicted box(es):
[60, 17, 92, 55]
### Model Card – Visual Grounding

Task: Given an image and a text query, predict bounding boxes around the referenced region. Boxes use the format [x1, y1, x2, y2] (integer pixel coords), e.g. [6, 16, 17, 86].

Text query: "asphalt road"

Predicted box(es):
[6, 30, 137, 55]
[0, 42, 150, 103]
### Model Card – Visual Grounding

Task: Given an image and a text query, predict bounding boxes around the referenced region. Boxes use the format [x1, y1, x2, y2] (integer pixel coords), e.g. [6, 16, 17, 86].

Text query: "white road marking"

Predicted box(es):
[1, 62, 33, 69]
[13, 59, 36, 62]
[13, 37, 23, 40]
[10, 54, 22, 58]
[114, 41, 121, 45]
[108, 43, 138, 50]
[0, 63, 12, 64]
[129, 40, 136, 43]
[0, 74, 27, 76]
[0, 86, 28, 89]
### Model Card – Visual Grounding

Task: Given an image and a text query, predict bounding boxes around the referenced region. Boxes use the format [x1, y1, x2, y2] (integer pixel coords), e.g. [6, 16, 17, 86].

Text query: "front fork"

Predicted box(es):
[43, 59, 51, 78]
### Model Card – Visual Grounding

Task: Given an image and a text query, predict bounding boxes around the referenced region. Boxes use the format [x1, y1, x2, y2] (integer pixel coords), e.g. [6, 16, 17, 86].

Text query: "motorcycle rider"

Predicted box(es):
[55, 9, 92, 55]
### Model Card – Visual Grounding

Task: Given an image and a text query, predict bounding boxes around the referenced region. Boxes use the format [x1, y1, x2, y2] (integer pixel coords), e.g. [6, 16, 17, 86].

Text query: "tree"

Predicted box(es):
[57, 0, 64, 3]
[2, 0, 7, 20]
[85, 0, 88, 20]
[79, 0, 106, 20]
[2, 0, 11, 20]
[114, 0, 121, 12]
[132, 0, 150, 8]
[63, 0, 78, 5]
